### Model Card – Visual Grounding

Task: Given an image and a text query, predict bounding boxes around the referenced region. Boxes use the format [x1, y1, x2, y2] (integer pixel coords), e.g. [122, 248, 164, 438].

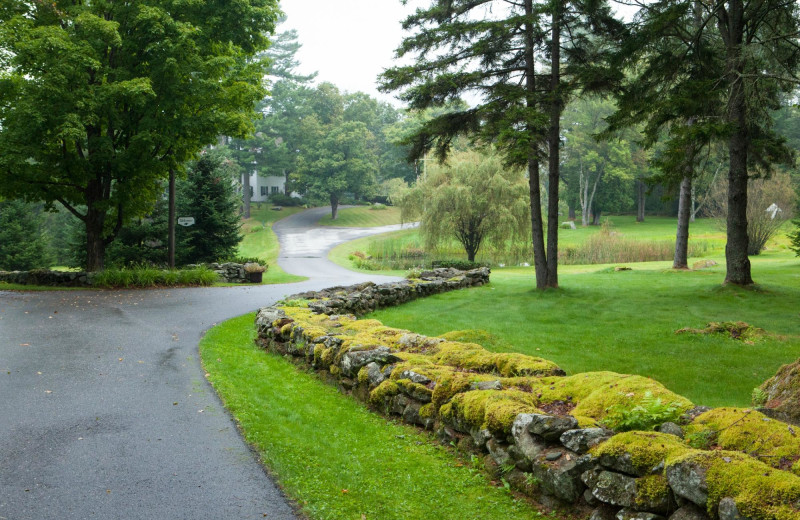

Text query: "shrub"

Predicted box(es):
[369, 203, 388, 211]
[790, 218, 800, 257]
[431, 259, 489, 270]
[269, 193, 305, 207]
[92, 266, 216, 288]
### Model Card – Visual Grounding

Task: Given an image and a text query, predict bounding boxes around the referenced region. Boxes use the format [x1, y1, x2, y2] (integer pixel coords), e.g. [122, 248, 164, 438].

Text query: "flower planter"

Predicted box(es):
[247, 271, 263, 283]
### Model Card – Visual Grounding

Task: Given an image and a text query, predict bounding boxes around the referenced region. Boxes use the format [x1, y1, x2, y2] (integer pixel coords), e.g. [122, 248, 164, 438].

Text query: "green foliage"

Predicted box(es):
[176, 153, 243, 265]
[396, 148, 530, 262]
[751, 387, 768, 407]
[0, 0, 279, 270]
[431, 260, 489, 271]
[0, 199, 52, 270]
[92, 266, 216, 288]
[790, 219, 800, 257]
[292, 83, 379, 218]
[559, 233, 710, 265]
[601, 392, 684, 432]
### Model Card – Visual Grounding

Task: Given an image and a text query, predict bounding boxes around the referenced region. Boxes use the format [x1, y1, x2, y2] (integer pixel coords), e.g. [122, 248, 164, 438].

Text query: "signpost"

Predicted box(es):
[177, 217, 195, 227]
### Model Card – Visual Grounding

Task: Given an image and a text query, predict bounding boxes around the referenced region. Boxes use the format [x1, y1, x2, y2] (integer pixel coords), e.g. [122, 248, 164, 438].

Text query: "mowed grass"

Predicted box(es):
[369, 252, 800, 408]
[238, 205, 307, 284]
[317, 205, 403, 227]
[200, 313, 561, 520]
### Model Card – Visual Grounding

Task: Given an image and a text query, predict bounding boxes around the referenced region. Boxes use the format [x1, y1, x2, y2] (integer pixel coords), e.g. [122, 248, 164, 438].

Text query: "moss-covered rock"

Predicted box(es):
[759, 358, 800, 425]
[685, 407, 800, 475]
[441, 389, 541, 435]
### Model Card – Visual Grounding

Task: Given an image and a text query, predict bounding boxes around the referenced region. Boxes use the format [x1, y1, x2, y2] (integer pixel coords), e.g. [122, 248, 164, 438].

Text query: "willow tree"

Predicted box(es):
[397, 149, 529, 262]
[380, 0, 621, 289]
[0, 0, 278, 270]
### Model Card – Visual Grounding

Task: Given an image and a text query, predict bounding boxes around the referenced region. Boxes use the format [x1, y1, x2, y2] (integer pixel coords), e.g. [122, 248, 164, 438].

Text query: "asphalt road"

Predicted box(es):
[0, 208, 408, 520]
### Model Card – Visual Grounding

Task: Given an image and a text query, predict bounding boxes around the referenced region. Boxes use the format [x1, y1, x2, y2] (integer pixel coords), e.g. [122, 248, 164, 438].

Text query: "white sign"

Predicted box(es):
[177, 217, 195, 227]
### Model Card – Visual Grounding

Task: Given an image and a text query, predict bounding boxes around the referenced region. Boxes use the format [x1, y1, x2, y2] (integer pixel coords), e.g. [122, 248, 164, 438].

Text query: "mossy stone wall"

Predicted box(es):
[255, 269, 800, 520]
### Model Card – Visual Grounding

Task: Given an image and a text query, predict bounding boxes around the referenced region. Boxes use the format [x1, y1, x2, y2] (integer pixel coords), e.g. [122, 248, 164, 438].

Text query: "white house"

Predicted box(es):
[249, 170, 287, 202]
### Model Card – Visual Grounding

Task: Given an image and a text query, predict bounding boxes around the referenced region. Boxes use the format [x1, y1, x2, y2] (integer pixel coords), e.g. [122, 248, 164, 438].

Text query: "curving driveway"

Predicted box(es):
[0, 208, 408, 520]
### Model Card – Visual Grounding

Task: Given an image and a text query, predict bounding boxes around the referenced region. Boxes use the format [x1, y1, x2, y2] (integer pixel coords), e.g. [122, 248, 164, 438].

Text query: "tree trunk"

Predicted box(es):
[592, 207, 601, 226]
[524, 0, 547, 290]
[636, 180, 646, 222]
[673, 175, 692, 269]
[544, 2, 561, 289]
[720, 0, 753, 285]
[242, 170, 251, 219]
[168, 168, 176, 268]
[330, 193, 339, 220]
[85, 206, 106, 272]
[568, 202, 576, 220]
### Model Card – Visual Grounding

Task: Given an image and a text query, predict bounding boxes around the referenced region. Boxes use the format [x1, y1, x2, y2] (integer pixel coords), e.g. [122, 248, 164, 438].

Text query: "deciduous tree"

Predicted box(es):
[0, 0, 278, 270]
[396, 149, 529, 262]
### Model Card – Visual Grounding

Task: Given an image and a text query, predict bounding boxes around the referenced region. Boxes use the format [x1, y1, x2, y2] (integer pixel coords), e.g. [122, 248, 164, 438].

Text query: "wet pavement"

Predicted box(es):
[0, 208, 410, 520]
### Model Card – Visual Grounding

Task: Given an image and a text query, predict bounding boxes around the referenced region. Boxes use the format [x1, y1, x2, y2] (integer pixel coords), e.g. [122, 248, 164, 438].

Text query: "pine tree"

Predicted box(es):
[176, 154, 242, 265]
[0, 200, 52, 271]
[380, 0, 621, 289]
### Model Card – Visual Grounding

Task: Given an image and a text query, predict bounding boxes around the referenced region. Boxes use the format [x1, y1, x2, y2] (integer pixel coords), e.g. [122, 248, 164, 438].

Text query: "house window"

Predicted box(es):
[261, 187, 267, 196]
[271, 186, 280, 194]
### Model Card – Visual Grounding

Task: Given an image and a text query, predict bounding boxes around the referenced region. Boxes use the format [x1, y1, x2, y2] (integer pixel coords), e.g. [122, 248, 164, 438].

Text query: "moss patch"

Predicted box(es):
[759, 358, 800, 422]
[592, 431, 692, 473]
[441, 389, 541, 435]
[685, 407, 800, 475]
[675, 321, 766, 343]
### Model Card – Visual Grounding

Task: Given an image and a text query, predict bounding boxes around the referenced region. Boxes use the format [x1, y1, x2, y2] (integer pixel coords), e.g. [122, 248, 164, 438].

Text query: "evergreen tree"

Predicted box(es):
[604, 0, 800, 284]
[0, 199, 52, 271]
[176, 154, 242, 265]
[380, 0, 622, 289]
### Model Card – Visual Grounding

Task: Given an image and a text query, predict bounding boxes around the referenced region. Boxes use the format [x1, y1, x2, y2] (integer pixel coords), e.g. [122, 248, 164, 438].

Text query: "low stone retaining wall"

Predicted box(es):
[256, 269, 800, 520]
[0, 269, 95, 286]
[0, 262, 255, 286]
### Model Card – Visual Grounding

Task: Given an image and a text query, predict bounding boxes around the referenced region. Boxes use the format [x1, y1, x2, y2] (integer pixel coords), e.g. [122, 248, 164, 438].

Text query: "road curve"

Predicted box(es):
[0, 208, 406, 520]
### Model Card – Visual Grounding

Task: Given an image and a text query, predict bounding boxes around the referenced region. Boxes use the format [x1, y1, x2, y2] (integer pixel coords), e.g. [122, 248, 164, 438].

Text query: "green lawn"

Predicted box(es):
[317, 205, 403, 227]
[237, 205, 307, 284]
[368, 252, 800, 408]
[200, 313, 561, 520]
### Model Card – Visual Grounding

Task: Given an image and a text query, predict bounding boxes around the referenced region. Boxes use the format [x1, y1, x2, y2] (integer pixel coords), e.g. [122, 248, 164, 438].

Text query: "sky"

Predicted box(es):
[278, 0, 424, 105]
[278, 1, 638, 106]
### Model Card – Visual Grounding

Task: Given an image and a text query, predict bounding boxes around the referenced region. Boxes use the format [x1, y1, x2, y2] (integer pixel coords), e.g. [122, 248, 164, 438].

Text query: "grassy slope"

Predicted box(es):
[238, 205, 307, 284]
[369, 252, 800, 408]
[200, 313, 560, 520]
[317, 206, 403, 227]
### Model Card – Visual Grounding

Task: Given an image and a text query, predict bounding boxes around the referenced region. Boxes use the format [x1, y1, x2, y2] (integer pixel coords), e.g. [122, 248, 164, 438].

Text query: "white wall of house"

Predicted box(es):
[250, 171, 286, 202]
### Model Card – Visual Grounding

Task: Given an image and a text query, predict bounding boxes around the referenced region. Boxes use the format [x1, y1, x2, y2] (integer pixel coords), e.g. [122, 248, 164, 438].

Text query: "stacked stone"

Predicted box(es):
[203, 262, 248, 283]
[0, 269, 94, 286]
[283, 267, 490, 316]
[256, 270, 800, 520]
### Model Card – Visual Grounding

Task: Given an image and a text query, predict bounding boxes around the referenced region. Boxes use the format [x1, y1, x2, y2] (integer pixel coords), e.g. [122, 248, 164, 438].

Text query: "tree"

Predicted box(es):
[176, 153, 242, 265]
[0, 199, 52, 271]
[0, 0, 278, 270]
[605, 0, 800, 283]
[396, 149, 530, 262]
[561, 98, 642, 226]
[380, 0, 621, 289]
[292, 84, 378, 219]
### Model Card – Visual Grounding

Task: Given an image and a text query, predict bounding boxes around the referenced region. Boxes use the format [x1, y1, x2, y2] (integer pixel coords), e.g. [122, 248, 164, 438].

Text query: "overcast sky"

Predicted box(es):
[278, 1, 422, 105]
[278, 1, 638, 106]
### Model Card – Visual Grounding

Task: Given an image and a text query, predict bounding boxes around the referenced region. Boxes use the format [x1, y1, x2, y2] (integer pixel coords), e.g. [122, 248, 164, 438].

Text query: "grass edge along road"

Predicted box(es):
[238, 206, 307, 284]
[200, 313, 565, 520]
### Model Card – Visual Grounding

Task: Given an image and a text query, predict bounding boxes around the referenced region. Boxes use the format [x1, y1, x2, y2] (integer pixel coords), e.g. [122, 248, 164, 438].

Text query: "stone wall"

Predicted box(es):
[0, 263, 253, 286]
[255, 269, 800, 520]
[0, 269, 95, 286]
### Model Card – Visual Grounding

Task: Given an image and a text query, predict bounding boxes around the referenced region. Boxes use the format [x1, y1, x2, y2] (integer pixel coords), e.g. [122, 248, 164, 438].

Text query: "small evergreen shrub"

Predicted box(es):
[431, 260, 489, 270]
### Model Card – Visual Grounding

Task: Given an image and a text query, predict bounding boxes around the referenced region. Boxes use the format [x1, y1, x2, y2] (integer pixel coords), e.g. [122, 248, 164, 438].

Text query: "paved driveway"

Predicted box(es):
[0, 208, 406, 519]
